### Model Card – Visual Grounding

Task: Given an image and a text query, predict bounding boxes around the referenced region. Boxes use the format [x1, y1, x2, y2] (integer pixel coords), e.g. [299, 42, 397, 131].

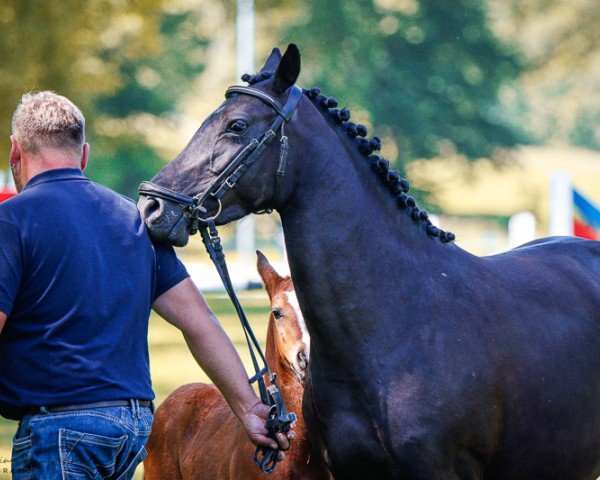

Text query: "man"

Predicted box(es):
[0, 91, 291, 479]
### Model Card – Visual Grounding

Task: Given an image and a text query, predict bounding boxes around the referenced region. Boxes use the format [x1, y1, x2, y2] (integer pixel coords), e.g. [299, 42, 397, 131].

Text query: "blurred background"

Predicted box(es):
[0, 0, 598, 263]
[0, 0, 598, 476]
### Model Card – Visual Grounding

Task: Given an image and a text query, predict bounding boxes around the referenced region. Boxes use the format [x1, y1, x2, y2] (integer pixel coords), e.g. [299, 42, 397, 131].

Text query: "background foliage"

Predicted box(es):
[0, 0, 597, 198]
[279, 0, 526, 164]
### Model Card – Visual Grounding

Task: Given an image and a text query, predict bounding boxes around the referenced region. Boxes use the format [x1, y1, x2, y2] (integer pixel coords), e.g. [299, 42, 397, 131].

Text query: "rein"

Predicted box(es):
[201, 219, 296, 473]
[139, 84, 303, 474]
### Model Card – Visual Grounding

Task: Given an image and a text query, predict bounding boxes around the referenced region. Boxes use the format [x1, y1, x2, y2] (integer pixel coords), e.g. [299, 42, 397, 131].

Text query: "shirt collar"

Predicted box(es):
[23, 168, 88, 191]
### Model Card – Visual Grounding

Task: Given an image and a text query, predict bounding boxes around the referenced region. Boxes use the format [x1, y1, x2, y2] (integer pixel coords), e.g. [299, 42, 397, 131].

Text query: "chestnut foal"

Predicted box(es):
[144, 252, 330, 479]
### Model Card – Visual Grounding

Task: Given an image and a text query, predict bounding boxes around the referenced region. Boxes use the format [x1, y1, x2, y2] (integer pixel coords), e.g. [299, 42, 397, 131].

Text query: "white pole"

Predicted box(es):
[549, 171, 573, 236]
[235, 0, 256, 279]
[236, 0, 255, 79]
[508, 211, 536, 248]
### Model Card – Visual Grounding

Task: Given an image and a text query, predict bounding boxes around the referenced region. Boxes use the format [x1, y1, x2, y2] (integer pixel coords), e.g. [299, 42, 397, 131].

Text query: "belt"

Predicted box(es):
[25, 399, 153, 416]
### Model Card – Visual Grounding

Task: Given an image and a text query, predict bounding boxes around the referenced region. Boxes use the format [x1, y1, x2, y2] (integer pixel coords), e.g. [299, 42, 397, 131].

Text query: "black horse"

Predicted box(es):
[138, 45, 600, 479]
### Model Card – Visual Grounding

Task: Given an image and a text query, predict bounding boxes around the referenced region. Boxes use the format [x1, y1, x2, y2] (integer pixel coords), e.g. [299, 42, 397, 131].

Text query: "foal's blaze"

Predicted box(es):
[143, 253, 329, 480]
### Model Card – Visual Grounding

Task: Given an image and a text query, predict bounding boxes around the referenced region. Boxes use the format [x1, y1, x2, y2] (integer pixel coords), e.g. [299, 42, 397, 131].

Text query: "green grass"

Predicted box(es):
[0, 291, 272, 479]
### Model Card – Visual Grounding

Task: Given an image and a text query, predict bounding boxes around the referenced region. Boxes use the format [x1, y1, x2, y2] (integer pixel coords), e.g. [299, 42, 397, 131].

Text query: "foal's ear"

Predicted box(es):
[259, 48, 282, 74]
[273, 43, 301, 93]
[257, 250, 282, 294]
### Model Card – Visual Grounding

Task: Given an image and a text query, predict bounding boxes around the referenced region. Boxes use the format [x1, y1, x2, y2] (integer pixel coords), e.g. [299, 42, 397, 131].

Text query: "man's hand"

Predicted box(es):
[242, 400, 297, 460]
[153, 279, 296, 458]
[0, 312, 6, 336]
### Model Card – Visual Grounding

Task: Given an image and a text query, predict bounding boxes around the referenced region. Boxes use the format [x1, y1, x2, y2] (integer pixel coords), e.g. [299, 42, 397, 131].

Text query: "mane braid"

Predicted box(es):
[242, 73, 455, 244]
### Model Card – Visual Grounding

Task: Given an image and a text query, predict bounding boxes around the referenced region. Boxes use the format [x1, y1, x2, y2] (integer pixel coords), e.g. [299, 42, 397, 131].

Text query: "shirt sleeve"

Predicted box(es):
[153, 243, 190, 301]
[0, 221, 22, 316]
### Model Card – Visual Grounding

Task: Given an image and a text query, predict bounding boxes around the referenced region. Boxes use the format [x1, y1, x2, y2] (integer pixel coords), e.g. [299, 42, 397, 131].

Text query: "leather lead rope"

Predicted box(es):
[200, 219, 296, 474]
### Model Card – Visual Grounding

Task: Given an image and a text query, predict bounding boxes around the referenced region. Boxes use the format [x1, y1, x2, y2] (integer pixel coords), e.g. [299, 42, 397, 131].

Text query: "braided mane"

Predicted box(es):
[242, 72, 455, 244]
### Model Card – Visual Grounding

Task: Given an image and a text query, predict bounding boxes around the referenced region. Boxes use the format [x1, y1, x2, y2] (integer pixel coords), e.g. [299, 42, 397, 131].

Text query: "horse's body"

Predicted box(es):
[144, 252, 330, 480]
[138, 45, 600, 479]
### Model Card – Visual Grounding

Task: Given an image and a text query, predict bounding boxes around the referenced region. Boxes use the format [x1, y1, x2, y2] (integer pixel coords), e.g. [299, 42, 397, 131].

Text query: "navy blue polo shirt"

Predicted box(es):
[0, 168, 189, 419]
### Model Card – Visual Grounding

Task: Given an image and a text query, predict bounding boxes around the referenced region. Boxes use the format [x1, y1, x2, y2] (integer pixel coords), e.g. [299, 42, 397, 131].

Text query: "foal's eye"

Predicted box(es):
[227, 119, 248, 133]
[272, 309, 283, 320]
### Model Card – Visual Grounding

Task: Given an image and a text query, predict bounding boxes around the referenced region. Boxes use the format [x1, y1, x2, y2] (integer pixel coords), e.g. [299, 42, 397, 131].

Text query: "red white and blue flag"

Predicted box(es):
[573, 189, 600, 240]
[0, 189, 15, 203]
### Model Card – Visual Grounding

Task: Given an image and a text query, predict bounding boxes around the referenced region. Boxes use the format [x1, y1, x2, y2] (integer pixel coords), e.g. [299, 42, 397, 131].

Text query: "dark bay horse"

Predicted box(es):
[144, 252, 330, 480]
[138, 44, 600, 479]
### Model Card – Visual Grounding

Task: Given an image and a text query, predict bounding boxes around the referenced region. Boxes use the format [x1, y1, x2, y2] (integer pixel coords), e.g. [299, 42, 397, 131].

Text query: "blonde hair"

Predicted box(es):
[11, 91, 86, 154]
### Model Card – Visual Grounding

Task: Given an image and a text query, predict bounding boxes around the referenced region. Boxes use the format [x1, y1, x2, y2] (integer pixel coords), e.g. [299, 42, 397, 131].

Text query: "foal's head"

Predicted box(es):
[257, 251, 309, 383]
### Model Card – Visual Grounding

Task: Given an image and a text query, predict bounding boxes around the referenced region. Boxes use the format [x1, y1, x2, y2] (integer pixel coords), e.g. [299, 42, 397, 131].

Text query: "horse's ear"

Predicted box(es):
[257, 250, 282, 294]
[272, 43, 301, 93]
[259, 48, 282, 74]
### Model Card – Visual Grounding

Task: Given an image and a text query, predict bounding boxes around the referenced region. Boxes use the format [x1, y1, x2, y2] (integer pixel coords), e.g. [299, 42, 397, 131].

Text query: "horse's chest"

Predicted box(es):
[306, 370, 498, 480]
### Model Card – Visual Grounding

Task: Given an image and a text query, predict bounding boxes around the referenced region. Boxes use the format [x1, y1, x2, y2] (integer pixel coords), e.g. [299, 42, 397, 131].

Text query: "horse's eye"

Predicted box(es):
[272, 309, 283, 320]
[227, 119, 248, 133]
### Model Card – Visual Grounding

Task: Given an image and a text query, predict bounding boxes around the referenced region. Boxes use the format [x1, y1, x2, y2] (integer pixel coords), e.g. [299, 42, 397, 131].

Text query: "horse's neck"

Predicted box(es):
[283, 115, 433, 245]
[279, 122, 461, 365]
[281, 125, 443, 279]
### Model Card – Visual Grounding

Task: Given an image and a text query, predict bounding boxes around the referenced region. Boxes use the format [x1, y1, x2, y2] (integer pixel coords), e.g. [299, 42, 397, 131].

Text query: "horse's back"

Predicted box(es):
[487, 236, 600, 308]
[477, 236, 600, 479]
[504, 235, 599, 275]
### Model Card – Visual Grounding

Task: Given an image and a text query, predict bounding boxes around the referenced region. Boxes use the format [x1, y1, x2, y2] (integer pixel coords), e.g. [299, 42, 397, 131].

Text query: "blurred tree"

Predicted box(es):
[273, 0, 526, 166]
[0, 0, 164, 158]
[491, 0, 600, 150]
[87, 8, 209, 195]
[0, 0, 208, 197]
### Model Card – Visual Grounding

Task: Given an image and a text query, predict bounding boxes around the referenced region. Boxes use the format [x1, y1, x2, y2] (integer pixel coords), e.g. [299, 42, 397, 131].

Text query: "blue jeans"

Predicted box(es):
[11, 401, 153, 480]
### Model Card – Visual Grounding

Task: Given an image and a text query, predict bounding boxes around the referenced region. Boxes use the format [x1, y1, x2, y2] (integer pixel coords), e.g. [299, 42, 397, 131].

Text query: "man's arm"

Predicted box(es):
[0, 312, 6, 335]
[152, 278, 292, 450]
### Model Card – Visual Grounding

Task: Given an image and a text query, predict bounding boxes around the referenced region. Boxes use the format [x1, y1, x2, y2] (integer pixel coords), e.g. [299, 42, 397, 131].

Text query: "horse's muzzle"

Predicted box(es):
[137, 196, 191, 247]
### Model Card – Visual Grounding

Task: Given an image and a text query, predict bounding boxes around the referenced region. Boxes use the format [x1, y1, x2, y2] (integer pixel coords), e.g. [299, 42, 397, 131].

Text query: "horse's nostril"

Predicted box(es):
[145, 198, 160, 217]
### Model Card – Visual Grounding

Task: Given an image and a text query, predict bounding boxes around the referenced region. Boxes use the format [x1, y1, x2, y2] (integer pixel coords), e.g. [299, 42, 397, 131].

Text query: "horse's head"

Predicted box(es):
[257, 251, 309, 384]
[138, 44, 303, 246]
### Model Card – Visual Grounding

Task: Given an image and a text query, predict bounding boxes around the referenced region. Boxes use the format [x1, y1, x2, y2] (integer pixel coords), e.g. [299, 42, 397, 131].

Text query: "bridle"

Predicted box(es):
[138, 84, 303, 232]
[138, 84, 304, 474]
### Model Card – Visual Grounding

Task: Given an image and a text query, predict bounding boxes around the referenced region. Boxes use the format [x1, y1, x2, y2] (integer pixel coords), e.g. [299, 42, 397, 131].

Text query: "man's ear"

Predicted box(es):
[80, 142, 90, 171]
[9, 135, 21, 168]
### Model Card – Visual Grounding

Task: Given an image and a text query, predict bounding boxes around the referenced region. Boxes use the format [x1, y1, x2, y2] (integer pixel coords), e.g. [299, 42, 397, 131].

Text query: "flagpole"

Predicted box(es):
[235, 0, 256, 282]
[549, 171, 573, 236]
